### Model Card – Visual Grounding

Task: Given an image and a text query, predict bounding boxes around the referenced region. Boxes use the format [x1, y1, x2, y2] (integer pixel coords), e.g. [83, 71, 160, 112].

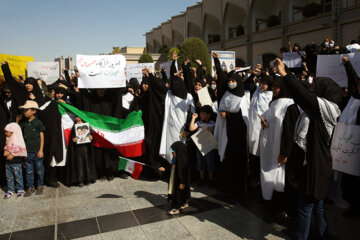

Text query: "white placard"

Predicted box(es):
[282, 52, 304, 68]
[160, 61, 178, 79]
[191, 128, 218, 156]
[27, 62, 60, 84]
[211, 51, 236, 77]
[346, 43, 360, 53]
[197, 87, 213, 107]
[235, 66, 251, 72]
[331, 122, 360, 177]
[126, 63, 154, 83]
[253, 55, 263, 69]
[316, 53, 360, 87]
[76, 54, 126, 88]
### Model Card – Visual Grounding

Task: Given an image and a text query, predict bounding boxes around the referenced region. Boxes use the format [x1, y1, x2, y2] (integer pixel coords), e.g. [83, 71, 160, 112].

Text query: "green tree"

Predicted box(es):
[138, 53, 154, 63]
[167, 47, 180, 61]
[178, 38, 211, 75]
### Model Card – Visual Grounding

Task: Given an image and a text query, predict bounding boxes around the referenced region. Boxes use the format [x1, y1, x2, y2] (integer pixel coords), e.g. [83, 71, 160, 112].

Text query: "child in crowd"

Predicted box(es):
[19, 100, 46, 197]
[64, 117, 97, 187]
[3, 123, 27, 198]
[159, 141, 191, 215]
[189, 105, 216, 187]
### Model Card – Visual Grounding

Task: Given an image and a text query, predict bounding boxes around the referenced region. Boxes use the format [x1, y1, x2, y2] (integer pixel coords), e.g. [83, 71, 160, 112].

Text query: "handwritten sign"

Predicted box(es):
[126, 63, 154, 83]
[0, 53, 34, 77]
[331, 122, 360, 177]
[160, 61, 178, 79]
[191, 128, 218, 156]
[76, 54, 126, 88]
[27, 62, 60, 84]
[282, 52, 304, 68]
[197, 87, 213, 107]
[211, 51, 235, 77]
[316, 53, 360, 87]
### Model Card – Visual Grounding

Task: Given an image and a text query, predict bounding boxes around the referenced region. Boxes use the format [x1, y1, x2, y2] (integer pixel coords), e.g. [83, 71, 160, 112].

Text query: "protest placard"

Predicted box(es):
[331, 122, 360, 177]
[76, 54, 126, 88]
[316, 53, 360, 87]
[197, 87, 213, 107]
[282, 52, 304, 68]
[160, 61, 178, 79]
[27, 62, 60, 84]
[0, 53, 34, 77]
[191, 128, 218, 156]
[211, 51, 235, 77]
[126, 63, 154, 83]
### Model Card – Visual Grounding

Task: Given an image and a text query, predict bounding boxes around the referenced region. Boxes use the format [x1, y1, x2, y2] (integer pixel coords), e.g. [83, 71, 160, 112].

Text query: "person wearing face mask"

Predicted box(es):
[320, 38, 331, 54]
[213, 52, 250, 196]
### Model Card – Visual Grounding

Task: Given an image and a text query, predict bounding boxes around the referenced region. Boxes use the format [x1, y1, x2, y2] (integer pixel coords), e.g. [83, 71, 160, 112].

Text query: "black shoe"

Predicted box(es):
[119, 173, 129, 179]
[48, 183, 60, 188]
[99, 176, 107, 182]
[79, 183, 84, 188]
[107, 175, 115, 181]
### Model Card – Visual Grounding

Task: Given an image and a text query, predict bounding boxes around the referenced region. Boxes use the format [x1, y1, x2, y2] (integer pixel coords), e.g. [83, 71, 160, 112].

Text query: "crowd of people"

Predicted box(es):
[1, 37, 360, 240]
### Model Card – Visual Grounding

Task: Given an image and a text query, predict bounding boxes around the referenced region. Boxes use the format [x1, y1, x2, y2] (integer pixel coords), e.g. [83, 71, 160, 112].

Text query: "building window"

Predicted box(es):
[208, 34, 221, 44]
[342, 0, 357, 8]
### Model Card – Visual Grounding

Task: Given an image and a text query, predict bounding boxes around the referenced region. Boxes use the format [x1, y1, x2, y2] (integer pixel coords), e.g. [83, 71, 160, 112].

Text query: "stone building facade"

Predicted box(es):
[145, 0, 360, 66]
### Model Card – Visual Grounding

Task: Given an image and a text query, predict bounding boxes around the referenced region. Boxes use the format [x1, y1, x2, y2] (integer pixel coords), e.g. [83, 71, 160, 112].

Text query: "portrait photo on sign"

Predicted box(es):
[75, 123, 91, 144]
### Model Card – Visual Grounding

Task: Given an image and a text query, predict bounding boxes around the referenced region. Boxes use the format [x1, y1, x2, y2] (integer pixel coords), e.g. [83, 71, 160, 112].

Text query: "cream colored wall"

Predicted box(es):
[227, 45, 248, 63]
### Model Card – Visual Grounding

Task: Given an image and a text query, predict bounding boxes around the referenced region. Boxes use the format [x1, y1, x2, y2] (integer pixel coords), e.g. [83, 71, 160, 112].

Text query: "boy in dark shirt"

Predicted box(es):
[19, 100, 46, 197]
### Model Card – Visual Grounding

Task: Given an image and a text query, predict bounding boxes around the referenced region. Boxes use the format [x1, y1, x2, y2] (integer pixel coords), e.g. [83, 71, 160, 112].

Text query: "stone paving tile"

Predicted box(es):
[100, 226, 148, 240]
[18, 197, 56, 215]
[57, 202, 96, 224]
[73, 234, 103, 240]
[140, 218, 192, 240]
[12, 208, 56, 232]
[125, 194, 168, 211]
[92, 197, 131, 216]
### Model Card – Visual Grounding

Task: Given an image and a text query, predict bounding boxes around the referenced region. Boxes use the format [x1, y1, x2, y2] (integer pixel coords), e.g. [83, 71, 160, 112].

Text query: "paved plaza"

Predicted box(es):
[0, 176, 358, 240]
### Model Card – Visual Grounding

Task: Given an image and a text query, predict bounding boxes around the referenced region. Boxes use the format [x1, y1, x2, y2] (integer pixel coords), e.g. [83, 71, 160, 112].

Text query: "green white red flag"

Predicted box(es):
[58, 102, 145, 157]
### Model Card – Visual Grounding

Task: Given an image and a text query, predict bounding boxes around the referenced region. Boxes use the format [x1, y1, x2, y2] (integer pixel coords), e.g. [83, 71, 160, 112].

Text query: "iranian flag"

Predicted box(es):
[118, 157, 144, 180]
[58, 102, 145, 157]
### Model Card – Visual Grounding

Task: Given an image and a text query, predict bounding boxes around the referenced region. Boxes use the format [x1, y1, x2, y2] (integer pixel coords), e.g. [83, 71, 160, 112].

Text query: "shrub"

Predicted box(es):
[178, 37, 211, 75]
[138, 53, 154, 63]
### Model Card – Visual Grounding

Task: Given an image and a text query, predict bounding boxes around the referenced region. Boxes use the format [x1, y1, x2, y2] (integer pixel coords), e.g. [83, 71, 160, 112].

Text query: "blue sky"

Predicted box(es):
[0, 0, 199, 61]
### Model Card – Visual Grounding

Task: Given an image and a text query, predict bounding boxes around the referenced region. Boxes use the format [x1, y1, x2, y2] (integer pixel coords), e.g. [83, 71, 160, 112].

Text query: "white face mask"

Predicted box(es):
[324, 42, 329, 47]
[228, 82, 237, 89]
[308, 76, 313, 84]
[330, 43, 334, 48]
[256, 82, 260, 87]
[211, 84, 217, 90]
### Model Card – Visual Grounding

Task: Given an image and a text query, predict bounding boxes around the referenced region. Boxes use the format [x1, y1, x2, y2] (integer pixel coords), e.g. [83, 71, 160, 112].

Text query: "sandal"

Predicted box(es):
[17, 191, 25, 197]
[180, 203, 189, 210]
[4, 192, 15, 199]
[168, 208, 180, 215]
